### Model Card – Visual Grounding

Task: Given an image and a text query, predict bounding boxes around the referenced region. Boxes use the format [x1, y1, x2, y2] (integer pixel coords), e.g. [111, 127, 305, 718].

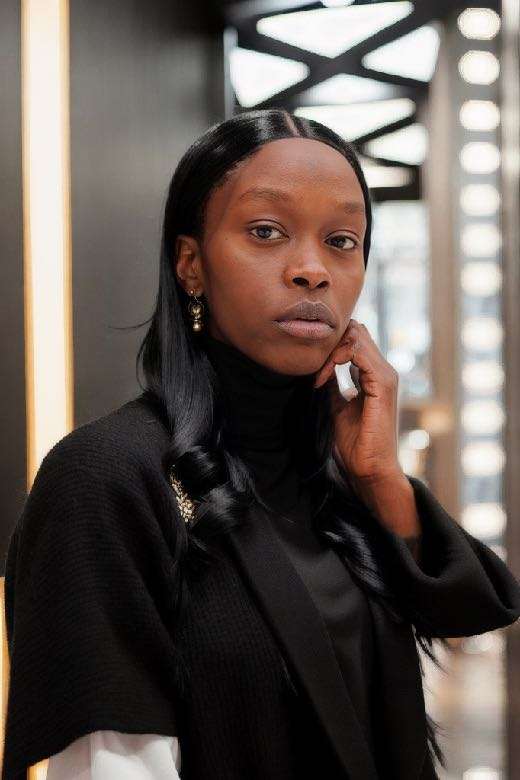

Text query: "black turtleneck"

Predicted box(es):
[201, 333, 379, 764]
[202, 332, 313, 517]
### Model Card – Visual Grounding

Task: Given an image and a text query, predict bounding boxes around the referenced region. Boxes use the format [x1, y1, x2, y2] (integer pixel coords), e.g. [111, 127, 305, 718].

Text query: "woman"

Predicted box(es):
[3, 109, 520, 780]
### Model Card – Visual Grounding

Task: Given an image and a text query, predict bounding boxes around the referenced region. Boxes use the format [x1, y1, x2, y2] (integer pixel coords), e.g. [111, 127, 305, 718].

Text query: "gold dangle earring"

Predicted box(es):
[187, 289, 204, 332]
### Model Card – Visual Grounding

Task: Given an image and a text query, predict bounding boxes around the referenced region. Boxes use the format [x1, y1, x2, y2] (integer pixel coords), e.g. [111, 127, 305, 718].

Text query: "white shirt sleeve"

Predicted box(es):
[45, 730, 182, 779]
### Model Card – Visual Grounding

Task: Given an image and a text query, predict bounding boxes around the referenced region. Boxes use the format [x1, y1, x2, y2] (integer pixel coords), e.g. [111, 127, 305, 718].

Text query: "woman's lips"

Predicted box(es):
[273, 318, 334, 340]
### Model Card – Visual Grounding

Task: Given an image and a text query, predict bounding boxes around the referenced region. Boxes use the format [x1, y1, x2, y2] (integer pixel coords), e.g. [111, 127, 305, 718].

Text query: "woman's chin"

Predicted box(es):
[269, 347, 331, 377]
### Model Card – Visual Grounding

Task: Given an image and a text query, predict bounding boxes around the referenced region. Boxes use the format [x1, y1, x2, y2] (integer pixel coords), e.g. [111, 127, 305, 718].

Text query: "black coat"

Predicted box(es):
[2, 396, 519, 780]
[218, 488, 520, 779]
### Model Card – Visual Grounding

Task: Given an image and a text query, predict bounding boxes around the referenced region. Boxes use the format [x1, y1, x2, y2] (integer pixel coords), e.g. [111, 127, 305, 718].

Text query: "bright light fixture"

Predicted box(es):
[462, 361, 504, 393]
[458, 50, 500, 84]
[460, 142, 500, 173]
[457, 8, 501, 40]
[463, 766, 502, 780]
[359, 156, 413, 188]
[299, 73, 398, 105]
[459, 100, 500, 131]
[408, 321, 431, 352]
[461, 502, 506, 538]
[362, 25, 440, 82]
[405, 429, 430, 450]
[461, 261, 502, 295]
[462, 764, 505, 780]
[349, 307, 378, 350]
[460, 184, 500, 216]
[462, 316, 503, 351]
[229, 47, 309, 107]
[365, 123, 427, 165]
[294, 98, 415, 141]
[462, 441, 505, 476]
[256, 2, 413, 59]
[322, 0, 356, 6]
[385, 266, 425, 288]
[462, 400, 505, 434]
[387, 348, 415, 372]
[462, 633, 504, 653]
[22, 0, 74, 474]
[461, 223, 502, 256]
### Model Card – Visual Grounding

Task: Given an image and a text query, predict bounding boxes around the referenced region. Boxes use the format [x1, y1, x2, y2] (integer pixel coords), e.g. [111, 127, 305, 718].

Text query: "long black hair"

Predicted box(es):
[135, 108, 447, 769]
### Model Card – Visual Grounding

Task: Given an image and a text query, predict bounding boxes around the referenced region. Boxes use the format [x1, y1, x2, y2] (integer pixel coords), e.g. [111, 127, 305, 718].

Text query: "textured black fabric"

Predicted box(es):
[270, 500, 378, 758]
[202, 331, 309, 515]
[2, 357, 520, 778]
[203, 333, 378, 758]
[171, 531, 306, 778]
[1, 394, 353, 780]
[1, 400, 183, 780]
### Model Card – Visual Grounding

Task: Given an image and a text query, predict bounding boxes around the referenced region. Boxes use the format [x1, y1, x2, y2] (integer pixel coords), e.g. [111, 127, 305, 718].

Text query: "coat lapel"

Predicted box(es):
[226, 502, 379, 780]
[365, 596, 429, 779]
[226, 502, 431, 780]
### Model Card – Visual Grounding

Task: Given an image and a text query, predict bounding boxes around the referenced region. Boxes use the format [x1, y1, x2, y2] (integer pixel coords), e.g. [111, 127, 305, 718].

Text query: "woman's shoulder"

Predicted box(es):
[14, 393, 176, 553]
[42, 392, 170, 476]
[2, 402, 181, 780]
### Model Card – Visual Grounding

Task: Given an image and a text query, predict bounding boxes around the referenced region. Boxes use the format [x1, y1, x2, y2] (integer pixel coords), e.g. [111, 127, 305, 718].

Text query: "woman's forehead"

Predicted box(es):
[206, 138, 365, 222]
[234, 137, 360, 188]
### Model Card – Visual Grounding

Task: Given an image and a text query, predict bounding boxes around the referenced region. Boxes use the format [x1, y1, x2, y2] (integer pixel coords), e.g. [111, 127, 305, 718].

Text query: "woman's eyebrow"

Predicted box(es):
[236, 186, 365, 215]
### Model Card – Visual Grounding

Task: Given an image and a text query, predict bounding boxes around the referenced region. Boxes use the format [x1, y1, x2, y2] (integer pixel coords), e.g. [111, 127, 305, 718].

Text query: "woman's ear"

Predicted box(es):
[175, 234, 204, 295]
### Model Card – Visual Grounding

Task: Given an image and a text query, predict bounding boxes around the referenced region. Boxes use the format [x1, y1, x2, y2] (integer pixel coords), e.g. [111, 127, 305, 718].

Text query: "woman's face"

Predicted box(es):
[176, 137, 367, 376]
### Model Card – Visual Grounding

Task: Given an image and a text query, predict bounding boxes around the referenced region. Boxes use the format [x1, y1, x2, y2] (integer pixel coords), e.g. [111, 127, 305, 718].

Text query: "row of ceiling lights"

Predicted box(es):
[229, 5, 500, 188]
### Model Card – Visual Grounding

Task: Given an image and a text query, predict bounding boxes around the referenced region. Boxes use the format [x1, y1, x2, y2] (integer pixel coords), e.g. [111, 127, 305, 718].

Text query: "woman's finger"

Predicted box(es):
[350, 363, 361, 392]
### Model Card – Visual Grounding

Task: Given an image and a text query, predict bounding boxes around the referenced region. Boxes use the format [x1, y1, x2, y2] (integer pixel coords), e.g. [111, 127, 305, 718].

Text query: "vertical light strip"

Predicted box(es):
[21, 1, 72, 773]
[455, 8, 505, 779]
[21, 0, 74, 489]
[456, 11, 504, 560]
[2, 1, 73, 776]
[0, 580, 7, 775]
[500, 1, 520, 775]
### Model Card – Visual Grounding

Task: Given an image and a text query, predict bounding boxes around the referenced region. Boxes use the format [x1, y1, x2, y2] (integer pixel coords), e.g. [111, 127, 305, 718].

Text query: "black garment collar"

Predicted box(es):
[201, 333, 313, 514]
[202, 333, 303, 450]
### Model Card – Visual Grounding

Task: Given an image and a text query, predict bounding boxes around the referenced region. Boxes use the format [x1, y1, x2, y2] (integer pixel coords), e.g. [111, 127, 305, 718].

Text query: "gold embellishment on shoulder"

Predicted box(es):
[169, 467, 196, 525]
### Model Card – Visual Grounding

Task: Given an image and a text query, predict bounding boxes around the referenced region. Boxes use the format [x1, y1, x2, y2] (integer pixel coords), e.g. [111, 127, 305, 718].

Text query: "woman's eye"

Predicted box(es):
[249, 226, 357, 250]
[327, 235, 357, 250]
[250, 225, 284, 241]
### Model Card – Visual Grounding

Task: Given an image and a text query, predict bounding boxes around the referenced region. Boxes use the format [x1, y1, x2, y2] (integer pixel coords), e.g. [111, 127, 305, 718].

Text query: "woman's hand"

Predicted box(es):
[314, 319, 422, 549]
[314, 318, 404, 487]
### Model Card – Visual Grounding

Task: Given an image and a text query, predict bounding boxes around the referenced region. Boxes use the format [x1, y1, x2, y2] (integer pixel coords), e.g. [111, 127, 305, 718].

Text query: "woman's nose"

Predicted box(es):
[286, 258, 331, 289]
[291, 273, 330, 289]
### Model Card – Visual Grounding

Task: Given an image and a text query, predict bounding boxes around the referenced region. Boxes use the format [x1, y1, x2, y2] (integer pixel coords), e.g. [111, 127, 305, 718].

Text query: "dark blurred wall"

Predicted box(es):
[70, 0, 224, 425]
[0, 0, 27, 566]
[0, 0, 224, 571]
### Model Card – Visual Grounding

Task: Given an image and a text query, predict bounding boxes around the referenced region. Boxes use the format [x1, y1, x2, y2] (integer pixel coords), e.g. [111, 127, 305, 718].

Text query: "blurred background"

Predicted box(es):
[1, 1, 519, 777]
